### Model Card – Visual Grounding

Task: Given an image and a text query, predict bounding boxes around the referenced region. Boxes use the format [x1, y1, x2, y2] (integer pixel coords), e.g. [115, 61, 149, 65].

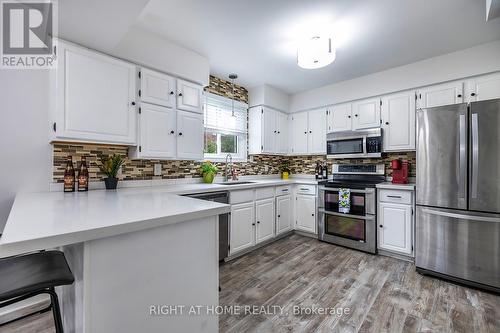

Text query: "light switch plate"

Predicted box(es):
[154, 164, 162, 176]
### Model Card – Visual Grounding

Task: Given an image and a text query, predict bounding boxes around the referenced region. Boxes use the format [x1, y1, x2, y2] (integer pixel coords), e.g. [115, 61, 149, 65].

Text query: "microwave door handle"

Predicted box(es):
[471, 113, 479, 199]
[363, 136, 367, 155]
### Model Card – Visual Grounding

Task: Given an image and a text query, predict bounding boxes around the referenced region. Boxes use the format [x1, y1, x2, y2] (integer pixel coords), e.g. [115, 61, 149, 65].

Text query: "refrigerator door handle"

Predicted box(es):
[471, 113, 479, 198]
[421, 208, 500, 223]
[459, 114, 466, 199]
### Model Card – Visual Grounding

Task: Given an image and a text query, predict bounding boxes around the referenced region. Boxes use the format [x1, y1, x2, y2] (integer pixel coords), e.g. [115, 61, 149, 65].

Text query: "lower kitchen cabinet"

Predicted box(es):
[377, 188, 414, 257]
[295, 194, 316, 234]
[255, 198, 275, 243]
[276, 195, 292, 235]
[230, 202, 255, 254]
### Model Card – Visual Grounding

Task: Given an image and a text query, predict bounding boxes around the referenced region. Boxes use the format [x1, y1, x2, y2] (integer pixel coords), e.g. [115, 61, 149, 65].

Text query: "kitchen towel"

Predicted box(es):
[338, 188, 350, 214]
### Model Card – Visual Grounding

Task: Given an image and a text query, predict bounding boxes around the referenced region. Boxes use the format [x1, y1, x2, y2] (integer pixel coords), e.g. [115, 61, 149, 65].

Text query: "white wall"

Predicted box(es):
[248, 84, 289, 112]
[290, 40, 500, 112]
[0, 70, 52, 232]
[112, 27, 210, 86]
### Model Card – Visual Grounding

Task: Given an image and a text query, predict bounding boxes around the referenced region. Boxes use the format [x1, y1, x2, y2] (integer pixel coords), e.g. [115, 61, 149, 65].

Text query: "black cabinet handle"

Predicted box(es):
[277, 131, 280, 134]
[457, 94, 462, 98]
[379, 225, 383, 228]
[278, 215, 281, 218]
[170, 91, 174, 95]
[312, 213, 314, 216]
[170, 130, 175, 134]
[348, 115, 351, 118]
[252, 223, 256, 226]
[131, 101, 136, 106]
[387, 195, 402, 198]
[309, 131, 312, 133]
[257, 221, 260, 224]
[385, 122, 389, 125]
[179, 93, 183, 97]
[304, 131, 307, 134]
[274, 130, 277, 133]
[471, 93, 476, 97]
[354, 114, 358, 117]
[178, 132, 183, 136]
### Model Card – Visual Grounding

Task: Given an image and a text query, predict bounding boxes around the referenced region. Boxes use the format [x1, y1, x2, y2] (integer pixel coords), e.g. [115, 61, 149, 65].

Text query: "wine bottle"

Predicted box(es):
[78, 156, 89, 192]
[63, 156, 75, 192]
[315, 162, 319, 180]
[322, 163, 327, 179]
[318, 163, 323, 180]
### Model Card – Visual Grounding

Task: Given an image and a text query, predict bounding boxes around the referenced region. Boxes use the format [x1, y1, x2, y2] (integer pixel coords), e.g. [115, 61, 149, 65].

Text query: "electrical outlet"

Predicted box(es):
[154, 164, 162, 176]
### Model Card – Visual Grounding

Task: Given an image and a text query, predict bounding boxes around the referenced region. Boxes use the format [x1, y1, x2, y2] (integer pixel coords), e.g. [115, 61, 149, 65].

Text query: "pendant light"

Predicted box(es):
[228, 73, 238, 117]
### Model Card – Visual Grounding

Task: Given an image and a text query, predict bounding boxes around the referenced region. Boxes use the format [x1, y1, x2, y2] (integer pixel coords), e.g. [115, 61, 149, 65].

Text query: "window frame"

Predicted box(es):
[203, 92, 248, 162]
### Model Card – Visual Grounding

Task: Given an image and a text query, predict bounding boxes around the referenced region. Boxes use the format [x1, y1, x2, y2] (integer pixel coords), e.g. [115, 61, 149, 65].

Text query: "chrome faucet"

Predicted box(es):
[224, 154, 233, 182]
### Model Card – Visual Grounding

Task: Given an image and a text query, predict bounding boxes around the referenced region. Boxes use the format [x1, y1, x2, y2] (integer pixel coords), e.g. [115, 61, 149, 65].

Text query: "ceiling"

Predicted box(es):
[60, 0, 500, 94]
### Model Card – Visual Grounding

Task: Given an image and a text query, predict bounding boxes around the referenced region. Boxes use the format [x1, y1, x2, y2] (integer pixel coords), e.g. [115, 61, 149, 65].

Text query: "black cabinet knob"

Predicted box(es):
[457, 94, 462, 98]
[304, 131, 307, 134]
[257, 221, 260, 224]
[471, 93, 476, 97]
[278, 215, 281, 218]
[379, 225, 383, 228]
[274, 130, 277, 133]
[277, 131, 280, 134]
[170, 130, 175, 134]
[312, 213, 314, 216]
[252, 223, 256, 226]
[179, 93, 183, 97]
[131, 101, 136, 106]
[354, 114, 358, 117]
[170, 91, 174, 95]
[348, 115, 351, 118]
[178, 132, 183, 136]
[309, 131, 312, 133]
[385, 122, 389, 125]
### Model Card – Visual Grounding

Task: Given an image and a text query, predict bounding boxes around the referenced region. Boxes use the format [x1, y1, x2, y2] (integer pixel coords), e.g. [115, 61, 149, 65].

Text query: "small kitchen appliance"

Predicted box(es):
[391, 159, 409, 184]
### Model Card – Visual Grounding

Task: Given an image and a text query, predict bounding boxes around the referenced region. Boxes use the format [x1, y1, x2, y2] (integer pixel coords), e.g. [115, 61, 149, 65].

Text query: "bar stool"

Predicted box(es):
[0, 250, 75, 332]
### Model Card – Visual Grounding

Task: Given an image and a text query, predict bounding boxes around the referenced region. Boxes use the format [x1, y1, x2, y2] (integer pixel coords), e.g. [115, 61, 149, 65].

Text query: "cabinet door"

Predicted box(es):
[276, 195, 292, 234]
[176, 79, 202, 113]
[381, 91, 416, 151]
[417, 81, 464, 109]
[138, 104, 176, 159]
[176, 111, 203, 159]
[328, 103, 352, 132]
[255, 198, 275, 244]
[307, 109, 327, 154]
[378, 202, 412, 255]
[262, 108, 277, 153]
[140, 68, 175, 108]
[276, 112, 289, 154]
[466, 72, 500, 103]
[352, 98, 381, 130]
[295, 195, 316, 234]
[230, 202, 255, 254]
[55, 41, 136, 144]
[290, 112, 308, 154]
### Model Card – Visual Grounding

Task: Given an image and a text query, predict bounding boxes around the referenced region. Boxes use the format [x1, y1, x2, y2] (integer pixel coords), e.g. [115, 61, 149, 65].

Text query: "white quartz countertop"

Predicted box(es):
[375, 182, 416, 190]
[0, 178, 319, 257]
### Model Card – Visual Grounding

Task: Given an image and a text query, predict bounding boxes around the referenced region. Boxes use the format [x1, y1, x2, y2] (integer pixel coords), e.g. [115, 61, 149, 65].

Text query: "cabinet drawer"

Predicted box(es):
[275, 185, 291, 196]
[230, 189, 254, 204]
[379, 189, 412, 205]
[296, 184, 316, 195]
[255, 187, 275, 200]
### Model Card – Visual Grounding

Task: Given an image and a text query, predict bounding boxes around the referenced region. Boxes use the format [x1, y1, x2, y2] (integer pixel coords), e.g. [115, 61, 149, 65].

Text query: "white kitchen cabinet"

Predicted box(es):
[54, 41, 136, 145]
[276, 195, 292, 235]
[176, 111, 204, 159]
[248, 107, 289, 154]
[139, 68, 175, 108]
[255, 198, 275, 244]
[327, 103, 352, 133]
[381, 91, 416, 151]
[307, 109, 327, 154]
[230, 202, 255, 254]
[466, 72, 500, 102]
[417, 81, 464, 109]
[352, 98, 381, 130]
[290, 111, 309, 154]
[295, 194, 316, 234]
[378, 202, 412, 255]
[130, 104, 176, 159]
[176, 79, 203, 113]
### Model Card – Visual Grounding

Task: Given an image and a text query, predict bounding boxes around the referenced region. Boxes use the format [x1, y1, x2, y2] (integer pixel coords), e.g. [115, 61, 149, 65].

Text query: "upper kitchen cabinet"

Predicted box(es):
[248, 107, 288, 154]
[381, 91, 416, 151]
[53, 41, 137, 145]
[290, 111, 308, 155]
[139, 68, 176, 108]
[352, 98, 381, 130]
[417, 81, 464, 109]
[307, 109, 327, 154]
[465, 72, 500, 103]
[327, 103, 352, 133]
[176, 111, 204, 159]
[176, 79, 203, 113]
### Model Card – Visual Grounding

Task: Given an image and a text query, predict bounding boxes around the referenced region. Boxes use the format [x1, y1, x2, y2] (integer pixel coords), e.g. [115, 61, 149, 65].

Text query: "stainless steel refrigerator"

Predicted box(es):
[416, 98, 500, 292]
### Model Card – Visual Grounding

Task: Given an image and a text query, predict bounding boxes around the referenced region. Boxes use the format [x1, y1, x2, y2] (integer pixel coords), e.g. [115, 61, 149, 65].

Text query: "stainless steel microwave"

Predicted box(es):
[326, 128, 382, 159]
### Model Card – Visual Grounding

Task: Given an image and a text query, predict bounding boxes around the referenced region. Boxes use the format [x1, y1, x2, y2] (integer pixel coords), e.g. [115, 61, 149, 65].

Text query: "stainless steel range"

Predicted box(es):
[318, 164, 385, 254]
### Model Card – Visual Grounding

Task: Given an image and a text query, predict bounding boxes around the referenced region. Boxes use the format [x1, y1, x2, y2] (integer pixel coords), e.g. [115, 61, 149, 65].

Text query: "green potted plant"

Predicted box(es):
[279, 161, 291, 179]
[200, 161, 218, 184]
[100, 154, 125, 190]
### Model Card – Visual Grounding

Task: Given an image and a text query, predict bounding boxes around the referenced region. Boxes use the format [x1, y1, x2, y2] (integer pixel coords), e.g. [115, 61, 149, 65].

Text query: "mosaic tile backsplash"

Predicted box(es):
[53, 143, 415, 183]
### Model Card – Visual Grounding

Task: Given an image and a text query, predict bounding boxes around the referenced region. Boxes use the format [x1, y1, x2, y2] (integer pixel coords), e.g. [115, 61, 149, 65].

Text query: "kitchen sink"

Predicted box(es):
[217, 181, 256, 185]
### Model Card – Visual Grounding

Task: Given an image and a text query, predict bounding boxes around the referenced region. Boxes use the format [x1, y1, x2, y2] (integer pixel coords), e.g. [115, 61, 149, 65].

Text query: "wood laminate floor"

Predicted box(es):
[219, 234, 500, 333]
[2, 234, 499, 333]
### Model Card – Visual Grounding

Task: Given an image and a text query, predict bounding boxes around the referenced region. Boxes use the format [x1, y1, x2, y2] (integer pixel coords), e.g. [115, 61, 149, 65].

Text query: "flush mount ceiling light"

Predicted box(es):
[297, 35, 336, 69]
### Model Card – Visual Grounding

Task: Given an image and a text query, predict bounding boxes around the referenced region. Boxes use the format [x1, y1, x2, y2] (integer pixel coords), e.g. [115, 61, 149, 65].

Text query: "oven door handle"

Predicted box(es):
[319, 209, 375, 220]
[322, 187, 375, 194]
